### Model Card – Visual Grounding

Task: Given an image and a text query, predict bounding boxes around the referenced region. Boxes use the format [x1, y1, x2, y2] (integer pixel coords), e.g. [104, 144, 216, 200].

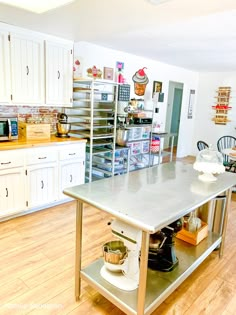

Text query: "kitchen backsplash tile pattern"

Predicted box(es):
[0, 105, 61, 134]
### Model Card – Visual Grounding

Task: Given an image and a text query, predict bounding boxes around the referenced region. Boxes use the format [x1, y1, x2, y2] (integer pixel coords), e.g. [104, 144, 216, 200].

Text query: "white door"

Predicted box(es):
[59, 160, 85, 200]
[45, 41, 73, 106]
[10, 32, 44, 104]
[0, 30, 11, 104]
[27, 163, 57, 208]
[0, 168, 26, 216]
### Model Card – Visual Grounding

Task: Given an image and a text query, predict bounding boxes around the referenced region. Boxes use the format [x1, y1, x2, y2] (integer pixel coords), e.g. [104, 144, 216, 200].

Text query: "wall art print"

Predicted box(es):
[132, 67, 149, 96]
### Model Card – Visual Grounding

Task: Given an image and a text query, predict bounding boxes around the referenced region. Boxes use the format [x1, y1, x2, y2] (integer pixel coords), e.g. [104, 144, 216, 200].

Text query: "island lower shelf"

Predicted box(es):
[80, 232, 221, 315]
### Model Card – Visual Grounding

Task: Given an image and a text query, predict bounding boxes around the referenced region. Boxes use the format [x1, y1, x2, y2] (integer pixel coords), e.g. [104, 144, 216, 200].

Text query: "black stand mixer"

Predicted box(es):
[148, 219, 182, 272]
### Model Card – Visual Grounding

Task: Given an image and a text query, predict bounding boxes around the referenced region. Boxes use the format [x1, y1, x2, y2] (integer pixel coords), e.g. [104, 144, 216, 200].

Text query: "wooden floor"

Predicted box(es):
[1, 158, 236, 314]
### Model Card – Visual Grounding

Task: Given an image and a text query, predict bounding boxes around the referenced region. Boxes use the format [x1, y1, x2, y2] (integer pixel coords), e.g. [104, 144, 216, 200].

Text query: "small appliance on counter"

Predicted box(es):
[0, 115, 18, 141]
[56, 113, 71, 138]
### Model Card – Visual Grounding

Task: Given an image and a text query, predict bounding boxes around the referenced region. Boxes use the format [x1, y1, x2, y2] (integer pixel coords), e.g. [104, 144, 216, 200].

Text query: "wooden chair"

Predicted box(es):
[217, 135, 236, 166]
[197, 141, 209, 151]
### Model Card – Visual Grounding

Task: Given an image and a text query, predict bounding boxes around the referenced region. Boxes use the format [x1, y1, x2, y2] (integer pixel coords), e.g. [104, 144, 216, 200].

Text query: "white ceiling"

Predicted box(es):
[0, 0, 236, 72]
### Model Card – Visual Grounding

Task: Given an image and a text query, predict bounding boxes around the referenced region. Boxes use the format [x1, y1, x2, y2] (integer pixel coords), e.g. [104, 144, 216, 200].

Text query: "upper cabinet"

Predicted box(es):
[45, 41, 73, 106]
[0, 30, 11, 104]
[0, 23, 73, 106]
[10, 32, 44, 105]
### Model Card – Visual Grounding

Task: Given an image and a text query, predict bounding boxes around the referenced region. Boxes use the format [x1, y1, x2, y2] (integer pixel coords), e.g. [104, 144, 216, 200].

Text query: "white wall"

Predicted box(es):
[74, 41, 199, 157]
[192, 72, 236, 156]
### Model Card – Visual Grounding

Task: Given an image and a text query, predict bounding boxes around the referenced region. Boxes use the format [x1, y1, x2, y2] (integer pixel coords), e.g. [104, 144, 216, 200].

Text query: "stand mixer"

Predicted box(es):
[148, 219, 182, 272]
[100, 219, 142, 291]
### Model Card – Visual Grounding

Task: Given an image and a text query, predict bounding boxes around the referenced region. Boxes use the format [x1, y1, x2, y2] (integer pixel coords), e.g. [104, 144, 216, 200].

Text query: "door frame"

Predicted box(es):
[165, 81, 184, 149]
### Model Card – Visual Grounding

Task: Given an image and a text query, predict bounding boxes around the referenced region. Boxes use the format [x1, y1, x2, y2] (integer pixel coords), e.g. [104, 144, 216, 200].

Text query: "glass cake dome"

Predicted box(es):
[193, 146, 225, 182]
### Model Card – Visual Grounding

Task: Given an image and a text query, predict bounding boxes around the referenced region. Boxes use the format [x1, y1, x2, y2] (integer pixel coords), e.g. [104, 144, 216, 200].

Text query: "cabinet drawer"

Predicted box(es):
[0, 150, 24, 170]
[26, 148, 57, 165]
[59, 144, 85, 161]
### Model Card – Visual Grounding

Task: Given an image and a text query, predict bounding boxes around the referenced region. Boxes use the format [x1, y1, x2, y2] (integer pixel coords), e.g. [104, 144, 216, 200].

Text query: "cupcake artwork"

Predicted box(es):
[132, 67, 149, 96]
[73, 57, 84, 79]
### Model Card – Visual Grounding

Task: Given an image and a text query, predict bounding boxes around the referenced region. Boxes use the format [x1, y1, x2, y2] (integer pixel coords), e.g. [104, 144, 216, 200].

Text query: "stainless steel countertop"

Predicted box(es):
[63, 161, 236, 233]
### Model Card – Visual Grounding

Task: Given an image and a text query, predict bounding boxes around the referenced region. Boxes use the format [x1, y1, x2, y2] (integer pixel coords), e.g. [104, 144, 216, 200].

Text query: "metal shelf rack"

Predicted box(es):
[65, 79, 119, 182]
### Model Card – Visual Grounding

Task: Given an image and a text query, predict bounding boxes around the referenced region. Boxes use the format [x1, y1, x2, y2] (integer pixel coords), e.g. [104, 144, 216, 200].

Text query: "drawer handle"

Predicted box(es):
[70, 174, 73, 182]
[6, 188, 8, 197]
[38, 157, 47, 160]
[58, 70, 60, 79]
[41, 180, 44, 189]
[1, 161, 11, 165]
[69, 153, 76, 156]
[26, 65, 29, 75]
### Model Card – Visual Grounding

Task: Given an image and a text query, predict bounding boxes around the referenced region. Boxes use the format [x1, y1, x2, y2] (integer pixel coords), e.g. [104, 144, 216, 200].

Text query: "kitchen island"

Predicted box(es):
[63, 161, 236, 315]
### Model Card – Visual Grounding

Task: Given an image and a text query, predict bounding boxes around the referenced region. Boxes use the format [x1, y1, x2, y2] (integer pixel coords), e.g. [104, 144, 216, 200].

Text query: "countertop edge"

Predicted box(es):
[0, 136, 87, 151]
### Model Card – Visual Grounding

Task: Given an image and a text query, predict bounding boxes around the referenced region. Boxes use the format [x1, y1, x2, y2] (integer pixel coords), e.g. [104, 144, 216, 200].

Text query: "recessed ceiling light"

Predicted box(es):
[0, 0, 75, 14]
[147, 0, 172, 4]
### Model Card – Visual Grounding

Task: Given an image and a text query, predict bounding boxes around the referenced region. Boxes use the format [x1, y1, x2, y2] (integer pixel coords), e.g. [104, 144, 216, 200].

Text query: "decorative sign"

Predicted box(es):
[188, 89, 195, 119]
[87, 66, 102, 78]
[103, 67, 114, 80]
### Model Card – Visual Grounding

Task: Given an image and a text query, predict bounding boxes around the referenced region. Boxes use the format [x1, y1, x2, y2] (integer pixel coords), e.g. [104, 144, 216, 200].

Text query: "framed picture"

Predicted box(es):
[152, 81, 162, 97]
[103, 67, 114, 80]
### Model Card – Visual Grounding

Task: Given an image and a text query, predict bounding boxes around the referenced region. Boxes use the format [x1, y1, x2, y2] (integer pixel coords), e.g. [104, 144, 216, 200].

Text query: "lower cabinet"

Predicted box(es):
[0, 141, 85, 220]
[58, 143, 85, 200]
[27, 163, 58, 208]
[0, 168, 25, 217]
[59, 160, 85, 200]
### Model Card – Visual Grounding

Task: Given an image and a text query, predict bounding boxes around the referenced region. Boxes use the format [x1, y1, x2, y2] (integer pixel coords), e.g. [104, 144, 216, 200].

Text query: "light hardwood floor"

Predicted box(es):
[1, 159, 236, 315]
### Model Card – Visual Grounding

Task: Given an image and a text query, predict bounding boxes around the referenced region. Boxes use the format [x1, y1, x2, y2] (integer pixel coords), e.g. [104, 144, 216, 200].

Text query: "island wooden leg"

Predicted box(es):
[75, 200, 83, 300]
[137, 231, 149, 315]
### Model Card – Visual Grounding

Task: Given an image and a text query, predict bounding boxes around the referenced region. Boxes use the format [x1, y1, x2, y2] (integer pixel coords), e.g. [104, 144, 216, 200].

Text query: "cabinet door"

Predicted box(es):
[45, 41, 73, 106]
[59, 159, 85, 200]
[0, 30, 11, 104]
[0, 168, 26, 216]
[10, 32, 44, 104]
[27, 163, 58, 208]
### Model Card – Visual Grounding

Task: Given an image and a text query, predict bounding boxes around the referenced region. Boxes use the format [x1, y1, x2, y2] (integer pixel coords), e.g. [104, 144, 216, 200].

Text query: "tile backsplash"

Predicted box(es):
[0, 105, 62, 134]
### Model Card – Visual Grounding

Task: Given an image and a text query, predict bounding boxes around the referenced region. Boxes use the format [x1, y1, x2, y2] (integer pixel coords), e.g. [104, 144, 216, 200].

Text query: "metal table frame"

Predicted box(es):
[64, 161, 235, 315]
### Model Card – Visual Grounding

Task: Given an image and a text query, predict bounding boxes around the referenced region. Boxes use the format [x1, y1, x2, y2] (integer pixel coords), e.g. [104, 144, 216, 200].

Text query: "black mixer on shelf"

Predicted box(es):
[148, 219, 183, 272]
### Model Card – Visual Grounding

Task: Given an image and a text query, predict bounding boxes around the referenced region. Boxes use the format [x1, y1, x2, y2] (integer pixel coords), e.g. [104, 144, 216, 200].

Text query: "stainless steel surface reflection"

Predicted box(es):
[63, 161, 236, 233]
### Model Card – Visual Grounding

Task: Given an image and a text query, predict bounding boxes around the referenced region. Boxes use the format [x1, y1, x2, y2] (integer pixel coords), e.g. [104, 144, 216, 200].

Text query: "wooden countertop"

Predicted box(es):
[0, 136, 87, 151]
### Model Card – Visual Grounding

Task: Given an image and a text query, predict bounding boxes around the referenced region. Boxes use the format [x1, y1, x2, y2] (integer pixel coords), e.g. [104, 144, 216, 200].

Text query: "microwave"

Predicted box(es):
[0, 116, 18, 141]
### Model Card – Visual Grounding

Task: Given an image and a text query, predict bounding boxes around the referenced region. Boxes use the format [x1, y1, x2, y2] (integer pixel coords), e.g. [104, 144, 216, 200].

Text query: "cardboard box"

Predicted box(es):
[18, 122, 51, 140]
[176, 221, 208, 245]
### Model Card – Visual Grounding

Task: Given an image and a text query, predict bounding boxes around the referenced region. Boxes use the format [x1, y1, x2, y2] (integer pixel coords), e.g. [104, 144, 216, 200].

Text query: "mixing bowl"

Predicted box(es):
[56, 122, 71, 136]
[103, 240, 127, 265]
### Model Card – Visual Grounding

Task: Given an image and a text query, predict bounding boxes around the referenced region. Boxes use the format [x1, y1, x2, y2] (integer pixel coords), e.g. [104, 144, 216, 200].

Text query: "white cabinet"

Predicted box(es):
[58, 144, 85, 200]
[0, 22, 73, 106]
[0, 168, 26, 216]
[0, 151, 25, 217]
[0, 142, 85, 220]
[26, 148, 58, 208]
[0, 30, 11, 104]
[45, 40, 73, 106]
[10, 32, 44, 105]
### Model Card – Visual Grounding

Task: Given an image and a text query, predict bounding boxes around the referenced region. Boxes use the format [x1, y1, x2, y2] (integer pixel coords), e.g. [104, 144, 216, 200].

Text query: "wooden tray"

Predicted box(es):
[176, 221, 208, 246]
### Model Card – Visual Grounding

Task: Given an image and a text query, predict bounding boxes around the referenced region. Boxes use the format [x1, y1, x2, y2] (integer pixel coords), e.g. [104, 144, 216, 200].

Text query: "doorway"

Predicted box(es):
[165, 81, 184, 150]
